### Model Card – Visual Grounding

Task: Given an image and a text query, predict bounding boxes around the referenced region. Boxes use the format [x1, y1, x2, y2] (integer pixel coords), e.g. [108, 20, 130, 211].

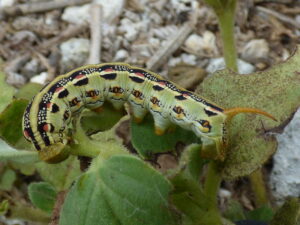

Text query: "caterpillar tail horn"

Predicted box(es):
[224, 107, 277, 122]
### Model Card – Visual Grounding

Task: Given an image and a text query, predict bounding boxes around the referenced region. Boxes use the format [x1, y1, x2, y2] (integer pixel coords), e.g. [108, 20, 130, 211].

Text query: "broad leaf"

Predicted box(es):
[0, 99, 28, 146]
[59, 155, 175, 225]
[0, 168, 16, 191]
[36, 156, 81, 191]
[197, 46, 300, 178]
[0, 139, 38, 163]
[28, 182, 57, 214]
[131, 114, 200, 158]
[0, 69, 15, 113]
[15, 82, 43, 100]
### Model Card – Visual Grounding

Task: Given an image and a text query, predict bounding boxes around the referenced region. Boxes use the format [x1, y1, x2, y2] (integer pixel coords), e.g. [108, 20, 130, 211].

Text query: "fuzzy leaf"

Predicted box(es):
[81, 103, 124, 134]
[0, 169, 16, 191]
[0, 99, 29, 146]
[59, 154, 175, 225]
[197, 46, 300, 178]
[15, 82, 43, 100]
[0, 70, 15, 113]
[270, 198, 300, 225]
[131, 114, 200, 158]
[0, 139, 38, 163]
[36, 156, 81, 191]
[246, 205, 274, 223]
[28, 182, 57, 214]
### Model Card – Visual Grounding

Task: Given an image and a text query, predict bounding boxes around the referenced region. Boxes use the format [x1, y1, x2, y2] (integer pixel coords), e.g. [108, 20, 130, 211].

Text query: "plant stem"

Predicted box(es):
[216, 2, 238, 72]
[204, 0, 238, 72]
[203, 160, 223, 225]
[69, 116, 126, 159]
[249, 169, 269, 207]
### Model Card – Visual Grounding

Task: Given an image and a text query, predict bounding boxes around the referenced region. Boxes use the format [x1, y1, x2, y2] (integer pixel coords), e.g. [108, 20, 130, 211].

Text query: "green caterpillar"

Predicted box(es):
[22, 63, 276, 162]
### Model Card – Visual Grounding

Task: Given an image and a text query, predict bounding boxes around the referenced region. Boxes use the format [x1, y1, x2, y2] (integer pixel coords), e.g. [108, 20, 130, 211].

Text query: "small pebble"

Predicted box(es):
[113, 49, 129, 61]
[62, 0, 124, 25]
[0, 0, 15, 7]
[30, 72, 48, 85]
[241, 39, 269, 63]
[60, 38, 90, 71]
[184, 31, 218, 56]
[206, 58, 255, 74]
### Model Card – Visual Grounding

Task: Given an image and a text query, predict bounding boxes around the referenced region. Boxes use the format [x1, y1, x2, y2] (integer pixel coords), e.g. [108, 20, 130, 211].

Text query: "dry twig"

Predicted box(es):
[146, 13, 197, 71]
[256, 6, 300, 29]
[38, 24, 89, 52]
[0, 0, 91, 18]
[87, 3, 103, 64]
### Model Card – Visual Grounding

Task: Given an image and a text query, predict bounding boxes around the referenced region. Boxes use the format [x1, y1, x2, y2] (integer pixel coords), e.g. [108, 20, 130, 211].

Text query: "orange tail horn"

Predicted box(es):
[224, 107, 277, 122]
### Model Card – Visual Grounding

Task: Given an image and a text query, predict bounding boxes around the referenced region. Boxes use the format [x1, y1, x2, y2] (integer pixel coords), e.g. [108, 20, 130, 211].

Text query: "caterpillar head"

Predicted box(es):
[39, 142, 70, 163]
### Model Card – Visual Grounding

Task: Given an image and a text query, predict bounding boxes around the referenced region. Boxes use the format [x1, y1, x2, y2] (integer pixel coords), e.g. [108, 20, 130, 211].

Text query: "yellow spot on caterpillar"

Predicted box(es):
[155, 126, 165, 136]
[133, 116, 144, 123]
[92, 106, 104, 113]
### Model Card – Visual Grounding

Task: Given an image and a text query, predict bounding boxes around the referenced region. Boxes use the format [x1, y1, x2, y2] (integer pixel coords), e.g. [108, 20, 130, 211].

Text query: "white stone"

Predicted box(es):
[62, 4, 90, 25]
[118, 18, 149, 42]
[23, 58, 39, 77]
[30, 72, 48, 85]
[153, 25, 178, 40]
[170, 0, 199, 13]
[6, 72, 25, 87]
[113, 49, 129, 61]
[60, 38, 90, 70]
[270, 108, 300, 204]
[168, 53, 197, 66]
[184, 31, 218, 56]
[62, 0, 124, 25]
[0, 0, 15, 7]
[241, 39, 269, 63]
[206, 58, 255, 74]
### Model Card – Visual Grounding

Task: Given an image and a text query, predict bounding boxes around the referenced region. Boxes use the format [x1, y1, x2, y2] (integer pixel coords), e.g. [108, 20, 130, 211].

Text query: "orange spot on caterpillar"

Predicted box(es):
[155, 126, 165, 136]
[104, 68, 114, 72]
[23, 130, 29, 138]
[43, 124, 50, 132]
[135, 72, 144, 77]
[75, 74, 85, 79]
[55, 87, 64, 93]
[46, 103, 52, 108]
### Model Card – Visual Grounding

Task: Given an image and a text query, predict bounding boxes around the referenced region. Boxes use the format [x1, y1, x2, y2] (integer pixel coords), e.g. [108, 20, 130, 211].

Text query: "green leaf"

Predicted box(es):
[270, 197, 300, 225]
[170, 145, 218, 225]
[0, 200, 9, 216]
[0, 139, 38, 163]
[223, 200, 246, 222]
[0, 99, 29, 146]
[28, 182, 57, 214]
[81, 103, 124, 134]
[36, 156, 81, 191]
[246, 205, 274, 222]
[0, 168, 16, 191]
[59, 155, 175, 225]
[15, 82, 42, 100]
[197, 46, 300, 178]
[178, 144, 207, 181]
[0, 69, 16, 113]
[131, 114, 200, 158]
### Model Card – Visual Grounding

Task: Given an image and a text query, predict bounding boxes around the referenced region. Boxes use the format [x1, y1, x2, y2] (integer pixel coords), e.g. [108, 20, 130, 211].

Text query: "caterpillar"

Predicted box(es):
[22, 63, 276, 163]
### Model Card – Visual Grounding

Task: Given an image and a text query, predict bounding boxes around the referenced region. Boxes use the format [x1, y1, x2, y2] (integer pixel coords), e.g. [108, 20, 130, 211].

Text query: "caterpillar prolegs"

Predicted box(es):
[22, 63, 276, 163]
